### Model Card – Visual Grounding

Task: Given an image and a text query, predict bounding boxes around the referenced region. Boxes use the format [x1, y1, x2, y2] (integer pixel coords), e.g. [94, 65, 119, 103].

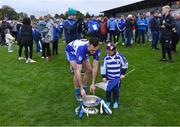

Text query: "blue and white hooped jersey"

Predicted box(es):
[66, 39, 100, 64]
[101, 52, 128, 80]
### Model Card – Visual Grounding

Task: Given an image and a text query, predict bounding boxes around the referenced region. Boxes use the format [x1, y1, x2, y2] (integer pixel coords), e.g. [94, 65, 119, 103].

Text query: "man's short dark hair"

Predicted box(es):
[89, 37, 99, 47]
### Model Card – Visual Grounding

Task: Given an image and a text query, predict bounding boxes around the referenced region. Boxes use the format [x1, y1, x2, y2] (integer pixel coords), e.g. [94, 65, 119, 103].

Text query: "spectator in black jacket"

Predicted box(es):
[16, 22, 22, 45]
[19, 17, 36, 63]
[0, 20, 11, 45]
[160, 5, 175, 63]
[150, 11, 160, 50]
[171, 13, 180, 52]
[0, 25, 3, 45]
[134, 16, 139, 43]
[125, 14, 134, 47]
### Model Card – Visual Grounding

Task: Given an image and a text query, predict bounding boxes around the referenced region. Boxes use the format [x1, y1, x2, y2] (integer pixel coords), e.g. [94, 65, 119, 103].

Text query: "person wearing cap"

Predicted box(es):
[65, 38, 100, 101]
[63, 8, 79, 45]
[160, 5, 175, 62]
[100, 42, 128, 109]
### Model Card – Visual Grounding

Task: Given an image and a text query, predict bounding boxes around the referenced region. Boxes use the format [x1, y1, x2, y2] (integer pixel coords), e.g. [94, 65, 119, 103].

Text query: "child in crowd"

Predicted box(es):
[5, 29, 15, 53]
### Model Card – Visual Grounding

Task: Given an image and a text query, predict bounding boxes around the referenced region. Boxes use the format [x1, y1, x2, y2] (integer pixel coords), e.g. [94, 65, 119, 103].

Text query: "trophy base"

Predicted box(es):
[75, 106, 99, 115]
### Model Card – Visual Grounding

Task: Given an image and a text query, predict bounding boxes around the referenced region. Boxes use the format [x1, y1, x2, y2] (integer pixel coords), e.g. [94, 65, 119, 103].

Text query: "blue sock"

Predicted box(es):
[83, 84, 87, 93]
[75, 87, 80, 96]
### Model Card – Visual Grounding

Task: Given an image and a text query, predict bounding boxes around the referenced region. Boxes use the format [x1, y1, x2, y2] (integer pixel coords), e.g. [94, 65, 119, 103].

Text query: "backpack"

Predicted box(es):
[118, 19, 126, 31]
[88, 20, 99, 32]
[18, 25, 33, 45]
[100, 22, 107, 35]
[36, 21, 49, 35]
[64, 19, 77, 34]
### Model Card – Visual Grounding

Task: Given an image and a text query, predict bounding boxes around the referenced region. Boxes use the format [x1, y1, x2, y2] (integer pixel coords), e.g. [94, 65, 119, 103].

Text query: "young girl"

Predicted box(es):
[5, 29, 15, 53]
[101, 42, 128, 109]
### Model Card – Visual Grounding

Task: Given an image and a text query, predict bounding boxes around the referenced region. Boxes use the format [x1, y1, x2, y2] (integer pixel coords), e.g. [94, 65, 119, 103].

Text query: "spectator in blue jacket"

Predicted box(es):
[58, 18, 64, 39]
[137, 14, 148, 44]
[64, 8, 79, 45]
[32, 23, 42, 53]
[116, 15, 126, 45]
[87, 15, 100, 39]
[107, 15, 117, 44]
[52, 21, 61, 55]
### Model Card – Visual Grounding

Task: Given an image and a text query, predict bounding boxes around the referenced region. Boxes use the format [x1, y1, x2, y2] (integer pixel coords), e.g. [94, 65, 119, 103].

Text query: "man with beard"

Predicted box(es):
[65, 38, 100, 101]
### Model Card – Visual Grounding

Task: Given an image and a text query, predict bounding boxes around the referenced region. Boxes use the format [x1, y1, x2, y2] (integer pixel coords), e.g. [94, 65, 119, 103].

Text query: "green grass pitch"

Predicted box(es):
[0, 41, 179, 126]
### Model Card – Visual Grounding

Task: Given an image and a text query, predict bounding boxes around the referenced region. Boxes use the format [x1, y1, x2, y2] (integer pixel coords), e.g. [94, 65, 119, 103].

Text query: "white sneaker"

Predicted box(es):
[25, 60, 29, 63]
[29, 59, 36, 63]
[41, 56, 45, 59]
[8, 50, 13, 53]
[18, 57, 24, 60]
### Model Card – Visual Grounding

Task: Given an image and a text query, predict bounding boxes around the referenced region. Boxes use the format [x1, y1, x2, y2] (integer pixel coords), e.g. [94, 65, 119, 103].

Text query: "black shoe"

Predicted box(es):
[171, 50, 177, 53]
[168, 59, 173, 63]
[155, 48, 159, 50]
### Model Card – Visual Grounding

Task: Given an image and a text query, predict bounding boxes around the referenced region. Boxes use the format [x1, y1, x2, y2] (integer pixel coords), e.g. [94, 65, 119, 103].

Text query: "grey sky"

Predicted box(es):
[0, 0, 143, 17]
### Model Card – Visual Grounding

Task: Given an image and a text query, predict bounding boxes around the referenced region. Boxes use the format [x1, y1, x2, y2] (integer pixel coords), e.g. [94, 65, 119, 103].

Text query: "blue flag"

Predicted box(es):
[106, 78, 120, 92]
[96, 77, 121, 91]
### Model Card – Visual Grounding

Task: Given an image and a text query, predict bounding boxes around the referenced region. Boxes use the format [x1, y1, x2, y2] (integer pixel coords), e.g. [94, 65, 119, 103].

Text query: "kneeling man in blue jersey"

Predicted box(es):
[101, 42, 128, 109]
[66, 38, 100, 100]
